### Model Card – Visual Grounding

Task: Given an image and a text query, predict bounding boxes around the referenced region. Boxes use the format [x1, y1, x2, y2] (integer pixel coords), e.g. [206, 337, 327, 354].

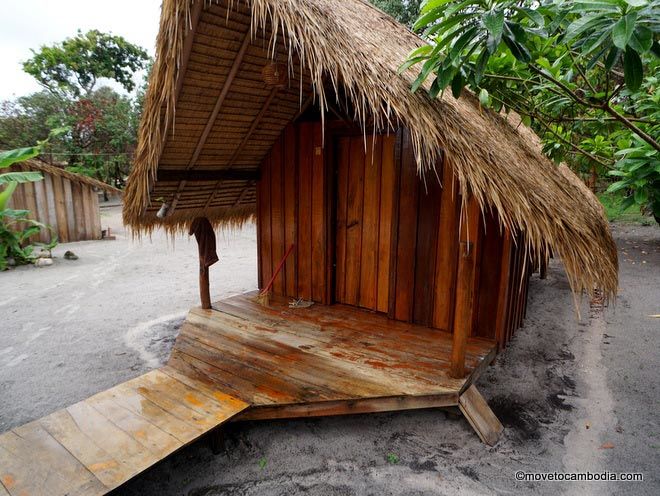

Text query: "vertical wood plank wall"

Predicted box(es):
[257, 121, 329, 303]
[7, 164, 104, 243]
[257, 123, 531, 348]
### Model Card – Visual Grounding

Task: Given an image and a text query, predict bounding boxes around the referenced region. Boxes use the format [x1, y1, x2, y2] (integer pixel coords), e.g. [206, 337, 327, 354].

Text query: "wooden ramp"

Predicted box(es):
[0, 370, 248, 495]
[0, 292, 500, 496]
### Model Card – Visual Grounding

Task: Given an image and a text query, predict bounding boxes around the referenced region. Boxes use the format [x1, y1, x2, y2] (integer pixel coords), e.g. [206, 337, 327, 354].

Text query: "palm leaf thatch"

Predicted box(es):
[19, 158, 121, 194]
[123, 0, 618, 300]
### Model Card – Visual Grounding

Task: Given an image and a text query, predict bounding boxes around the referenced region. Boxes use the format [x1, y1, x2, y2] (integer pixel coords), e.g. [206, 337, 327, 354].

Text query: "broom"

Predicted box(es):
[256, 243, 295, 306]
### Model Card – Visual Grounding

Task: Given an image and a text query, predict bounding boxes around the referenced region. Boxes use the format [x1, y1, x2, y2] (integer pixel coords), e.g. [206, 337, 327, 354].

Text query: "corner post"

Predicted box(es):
[189, 217, 219, 310]
[450, 197, 480, 379]
[199, 263, 211, 309]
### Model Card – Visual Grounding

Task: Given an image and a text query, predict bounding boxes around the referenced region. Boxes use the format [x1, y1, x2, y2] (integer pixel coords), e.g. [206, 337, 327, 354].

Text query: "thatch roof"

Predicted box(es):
[123, 0, 618, 300]
[20, 158, 121, 194]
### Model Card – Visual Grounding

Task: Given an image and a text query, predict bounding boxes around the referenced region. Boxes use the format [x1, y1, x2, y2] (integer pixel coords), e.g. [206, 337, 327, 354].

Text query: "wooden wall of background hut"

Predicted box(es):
[257, 122, 531, 349]
[7, 164, 103, 243]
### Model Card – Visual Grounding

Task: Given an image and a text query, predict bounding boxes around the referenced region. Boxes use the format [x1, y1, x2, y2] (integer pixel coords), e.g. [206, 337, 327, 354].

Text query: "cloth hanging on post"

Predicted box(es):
[189, 217, 219, 268]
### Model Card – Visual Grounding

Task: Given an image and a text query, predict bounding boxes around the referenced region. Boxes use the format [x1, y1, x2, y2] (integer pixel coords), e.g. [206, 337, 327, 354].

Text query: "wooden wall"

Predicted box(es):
[7, 164, 103, 243]
[257, 121, 331, 304]
[257, 122, 531, 349]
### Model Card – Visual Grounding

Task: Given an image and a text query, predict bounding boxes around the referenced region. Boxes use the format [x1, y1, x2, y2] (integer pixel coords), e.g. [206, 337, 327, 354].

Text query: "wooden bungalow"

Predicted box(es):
[0, 1, 618, 494]
[7, 158, 121, 243]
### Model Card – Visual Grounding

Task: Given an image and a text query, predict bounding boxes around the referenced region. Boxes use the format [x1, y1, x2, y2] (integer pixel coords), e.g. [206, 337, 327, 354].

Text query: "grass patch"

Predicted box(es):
[598, 193, 654, 225]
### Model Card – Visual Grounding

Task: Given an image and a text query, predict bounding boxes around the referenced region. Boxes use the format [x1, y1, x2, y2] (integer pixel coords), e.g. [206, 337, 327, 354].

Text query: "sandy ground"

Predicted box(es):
[0, 206, 658, 495]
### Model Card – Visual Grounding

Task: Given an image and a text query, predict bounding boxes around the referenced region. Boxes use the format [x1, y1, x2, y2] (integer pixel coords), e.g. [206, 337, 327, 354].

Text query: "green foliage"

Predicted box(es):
[386, 452, 400, 464]
[2, 30, 151, 189]
[370, 0, 422, 27]
[406, 0, 660, 221]
[0, 138, 58, 270]
[1, 87, 142, 189]
[23, 29, 149, 98]
[599, 192, 653, 223]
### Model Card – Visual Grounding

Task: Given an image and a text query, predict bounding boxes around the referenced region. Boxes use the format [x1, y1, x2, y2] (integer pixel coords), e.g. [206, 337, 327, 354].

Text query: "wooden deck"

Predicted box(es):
[0, 292, 498, 496]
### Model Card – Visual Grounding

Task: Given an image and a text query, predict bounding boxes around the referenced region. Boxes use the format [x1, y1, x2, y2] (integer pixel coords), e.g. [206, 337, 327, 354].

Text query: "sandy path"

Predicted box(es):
[1, 211, 657, 495]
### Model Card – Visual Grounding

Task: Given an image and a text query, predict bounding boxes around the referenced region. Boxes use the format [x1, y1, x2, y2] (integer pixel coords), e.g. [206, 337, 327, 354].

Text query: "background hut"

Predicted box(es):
[8, 158, 121, 243]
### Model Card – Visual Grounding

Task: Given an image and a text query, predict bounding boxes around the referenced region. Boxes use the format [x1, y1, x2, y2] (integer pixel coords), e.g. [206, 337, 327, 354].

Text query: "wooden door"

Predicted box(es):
[335, 134, 396, 312]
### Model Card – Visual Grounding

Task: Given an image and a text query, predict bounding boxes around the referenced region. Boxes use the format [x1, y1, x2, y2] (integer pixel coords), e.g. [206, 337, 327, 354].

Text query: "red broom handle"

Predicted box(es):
[261, 243, 295, 294]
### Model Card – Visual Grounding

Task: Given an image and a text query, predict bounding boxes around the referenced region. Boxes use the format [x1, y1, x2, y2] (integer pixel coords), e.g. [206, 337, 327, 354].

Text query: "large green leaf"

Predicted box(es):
[0, 183, 18, 210]
[420, 0, 454, 15]
[628, 26, 653, 53]
[484, 10, 505, 53]
[0, 146, 41, 169]
[612, 12, 638, 49]
[0, 171, 43, 185]
[623, 47, 643, 90]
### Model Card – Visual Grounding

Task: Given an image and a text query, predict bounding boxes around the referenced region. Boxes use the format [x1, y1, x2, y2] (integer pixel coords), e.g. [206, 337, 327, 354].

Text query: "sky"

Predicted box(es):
[0, 0, 162, 100]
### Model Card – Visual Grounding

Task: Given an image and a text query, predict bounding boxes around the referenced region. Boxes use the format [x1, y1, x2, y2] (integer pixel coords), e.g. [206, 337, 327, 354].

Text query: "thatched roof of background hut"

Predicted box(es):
[19, 158, 121, 194]
[123, 0, 617, 300]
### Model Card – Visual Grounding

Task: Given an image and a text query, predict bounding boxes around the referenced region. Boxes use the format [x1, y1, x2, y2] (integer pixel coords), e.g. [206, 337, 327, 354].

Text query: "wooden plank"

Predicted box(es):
[450, 197, 480, 378]
[413, 169, 442, 326]
[359, 135, 382, 310]
[82, 185, 95, 242]
[387, 130, 403, 319]
[70, 181, 84, 241]
[506, 234, 522, 344]
[270, 136, 285, 296]
[3, 369, 250, 496]
[183, 311, 409, 397]
[216, 296, 492, 371]
[297, 122, 313, 300]
[22, 181, 39, 243]
[237, 393, 459, 421]
[167, 348, 293, 405]
[37, 408, 142, 489]
[43, 173, 58, 234]
[344, 136, 365, 306]
[459, 385, 503, 446]
[393, 129, 419, 322]
[64, 401, 161, 473]
[32, 178, 50, 243]
[335, 137, 350, 303]
[494, 230, 513, 349]
[258, 155, 273, 290]
[190, 307, 463, 394]
[311, 122, 326, 303]
[432, 159, 461, 331]
[377, 134, 395, 313]
[91, 189, 102, 240]
[62, 179, 76, 241]
[90, 385, 202, 447]
[50, 175, 69, 243]
[0, 426, 105, 496]
[283, 124, 298, 298]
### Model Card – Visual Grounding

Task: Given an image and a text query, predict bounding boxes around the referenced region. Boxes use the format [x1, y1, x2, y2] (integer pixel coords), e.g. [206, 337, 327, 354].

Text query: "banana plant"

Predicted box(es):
[0, 138, 62, 270]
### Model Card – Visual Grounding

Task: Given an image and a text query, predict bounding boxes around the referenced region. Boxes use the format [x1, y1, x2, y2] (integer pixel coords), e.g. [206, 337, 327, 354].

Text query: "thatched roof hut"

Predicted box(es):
[9, 158, 121, 243]
[22, 158, 122, 194]
[123, 0, 618, 301]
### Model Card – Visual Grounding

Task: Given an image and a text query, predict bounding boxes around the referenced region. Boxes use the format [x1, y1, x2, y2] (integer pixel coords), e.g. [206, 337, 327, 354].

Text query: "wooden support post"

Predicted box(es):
[190, 217, 218, 310]
[199, 264, 211, 310]
[459, 385, 504, 446]
[539, 247, 548, 280]
[450, 197, 480, 379]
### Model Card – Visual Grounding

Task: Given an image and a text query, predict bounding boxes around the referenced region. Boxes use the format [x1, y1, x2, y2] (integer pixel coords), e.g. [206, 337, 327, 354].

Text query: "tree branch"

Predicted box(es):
[529, 65, 660, 152]
[489, 93, 614, 168]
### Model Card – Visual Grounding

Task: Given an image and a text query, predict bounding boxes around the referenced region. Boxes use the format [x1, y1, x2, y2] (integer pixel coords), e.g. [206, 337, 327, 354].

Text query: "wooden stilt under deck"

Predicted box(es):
[0, 292, 501, 496]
